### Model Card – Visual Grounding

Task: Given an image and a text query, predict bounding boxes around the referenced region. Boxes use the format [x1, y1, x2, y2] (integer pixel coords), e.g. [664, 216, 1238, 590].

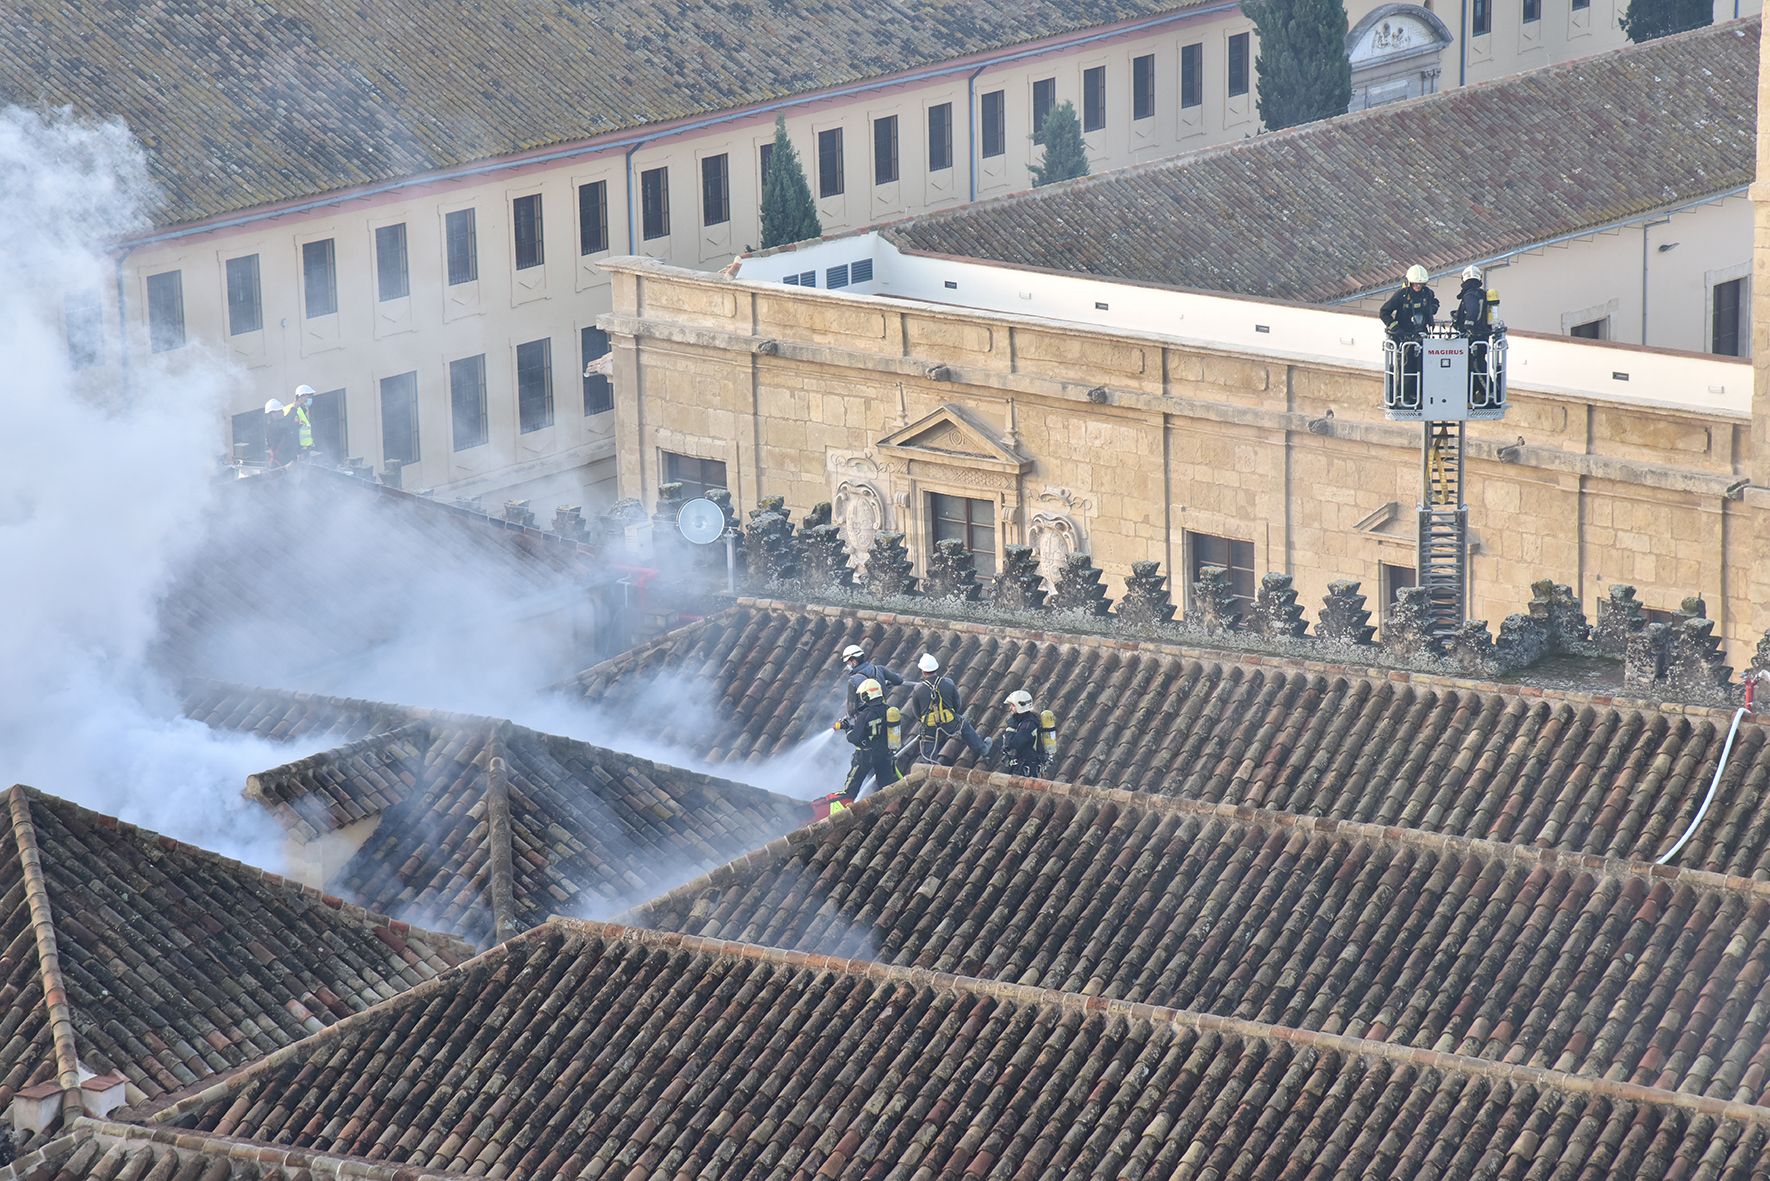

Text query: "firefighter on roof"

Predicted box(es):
[836, 677, 902, 801]
[901, 653, 991, 770]
[997, 690, 1058, 778]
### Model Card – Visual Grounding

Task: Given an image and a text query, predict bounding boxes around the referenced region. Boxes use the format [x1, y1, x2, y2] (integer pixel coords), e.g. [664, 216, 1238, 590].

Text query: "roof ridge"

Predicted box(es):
[9, 784, 476, 964]
[67, 1118, 474, 1179]
[920, 767, 1770, 901]
[553, 916, 1770, 1125]
[5, 786, 84, 1129]
[731, 596, 1749, 723]
[483, 724, 520, 944]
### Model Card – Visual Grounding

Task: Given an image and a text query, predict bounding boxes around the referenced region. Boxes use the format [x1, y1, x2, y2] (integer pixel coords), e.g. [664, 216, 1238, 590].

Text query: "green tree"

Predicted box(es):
[1620, 0, 1710, 42]
[1029, 101, 1089, 187]
[1242, 0, 1353, 131]
[760, 116, 821, 249]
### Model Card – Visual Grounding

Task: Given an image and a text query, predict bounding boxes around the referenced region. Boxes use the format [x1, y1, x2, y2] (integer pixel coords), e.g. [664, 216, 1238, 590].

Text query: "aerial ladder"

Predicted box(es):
[1382, 313, 1508, 638]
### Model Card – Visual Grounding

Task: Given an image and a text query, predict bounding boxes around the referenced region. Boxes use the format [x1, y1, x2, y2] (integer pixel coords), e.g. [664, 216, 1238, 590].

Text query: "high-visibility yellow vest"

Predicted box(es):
[292, 405, 313, 447]
[921, 689, 955, 727]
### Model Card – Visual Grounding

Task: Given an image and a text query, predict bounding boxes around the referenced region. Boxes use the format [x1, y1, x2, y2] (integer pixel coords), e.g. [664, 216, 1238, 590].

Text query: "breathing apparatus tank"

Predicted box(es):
[886, 705, 902, 748]
[1039, 710, 1058, 759]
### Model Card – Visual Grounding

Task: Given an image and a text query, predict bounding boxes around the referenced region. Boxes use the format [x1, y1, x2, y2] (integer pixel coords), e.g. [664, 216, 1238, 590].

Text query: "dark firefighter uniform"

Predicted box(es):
[1379, 284, 1439, 339]
[1452, 279, 1493, 339]
[902, 674, 989, 770]
[1000, 710, 1045, 777]
[842, 697, 901, 799]
[845, 660, 901, 712]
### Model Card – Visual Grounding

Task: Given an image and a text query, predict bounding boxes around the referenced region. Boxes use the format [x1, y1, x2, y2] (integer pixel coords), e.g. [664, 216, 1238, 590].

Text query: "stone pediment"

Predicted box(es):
[877, 404, 1031, 473]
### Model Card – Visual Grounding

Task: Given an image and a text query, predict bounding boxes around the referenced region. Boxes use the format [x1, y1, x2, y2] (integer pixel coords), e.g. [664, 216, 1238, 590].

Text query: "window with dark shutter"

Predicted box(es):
[380, 371, 419, 464]
[817, 128, 844, 198]
[224, 255, 261, 335]
[581, 327, 612, 416]
[701, 155, 730, 227]
[641, 167, 671, 240]
[512, 195, 544, 270]
[981, 90, 1006, 158]
[928, 104, 953, 171]
[1228, 34, 1250, 97]
[450, 355, 488, 450]
[146, 270, 185, 351]
[1032, 77, 1056, 141]
[873, 116, 899, 185]
[445, 210, 478, 284]
[1082, 66, 1106, 132]
[516, 338, 554, 433]
[1133, 54, 1156, 120]
[578, 182, 608, 255]
[302, 240, 338, 316]
[375, 224, 409, 301]
[1181, 44, 1203, 109]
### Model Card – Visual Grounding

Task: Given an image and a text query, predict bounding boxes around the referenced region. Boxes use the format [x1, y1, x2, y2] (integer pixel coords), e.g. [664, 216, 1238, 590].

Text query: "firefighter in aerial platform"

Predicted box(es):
[1380, 265, 1439, 403]
[996, 690, 1058, 779]
[1452, 265, 1501, 405]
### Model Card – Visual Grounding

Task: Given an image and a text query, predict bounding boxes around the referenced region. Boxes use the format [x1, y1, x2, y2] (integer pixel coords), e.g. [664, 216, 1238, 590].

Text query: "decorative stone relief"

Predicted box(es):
[833, 480, 886, 565]
[1029, 512, 1082, 587]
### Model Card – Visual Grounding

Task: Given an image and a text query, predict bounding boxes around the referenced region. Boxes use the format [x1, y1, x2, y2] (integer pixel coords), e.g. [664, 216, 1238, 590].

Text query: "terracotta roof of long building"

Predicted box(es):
[142, 918, 1770, 1177]
[572, 601, 1770, 874]
[0, 785, 470, 1126]
[3, 0, 1201, 229]
[633, 768, 1770, 1106]
[883, 19, 1759, 301]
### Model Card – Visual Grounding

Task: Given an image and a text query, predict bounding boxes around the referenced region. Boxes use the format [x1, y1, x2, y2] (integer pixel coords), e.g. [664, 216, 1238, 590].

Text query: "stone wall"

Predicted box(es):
[603, 259, 1761, 664]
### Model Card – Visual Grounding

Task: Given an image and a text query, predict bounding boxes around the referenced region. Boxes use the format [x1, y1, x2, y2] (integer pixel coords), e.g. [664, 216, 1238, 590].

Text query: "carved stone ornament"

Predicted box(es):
[1028, 512, 1082, 586]
[833, 480, 886, 562]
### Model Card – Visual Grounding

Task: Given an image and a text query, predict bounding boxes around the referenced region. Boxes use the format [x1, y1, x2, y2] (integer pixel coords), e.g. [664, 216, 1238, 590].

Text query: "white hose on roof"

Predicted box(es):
[1654, 706, 1747, 867]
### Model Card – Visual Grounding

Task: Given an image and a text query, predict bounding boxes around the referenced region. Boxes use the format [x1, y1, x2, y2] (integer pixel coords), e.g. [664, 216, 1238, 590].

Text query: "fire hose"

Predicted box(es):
[1653, 705, 1748, 867]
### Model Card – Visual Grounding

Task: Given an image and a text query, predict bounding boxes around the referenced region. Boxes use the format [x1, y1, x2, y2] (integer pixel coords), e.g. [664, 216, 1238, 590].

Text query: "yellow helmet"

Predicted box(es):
[858, 678, 884, 701]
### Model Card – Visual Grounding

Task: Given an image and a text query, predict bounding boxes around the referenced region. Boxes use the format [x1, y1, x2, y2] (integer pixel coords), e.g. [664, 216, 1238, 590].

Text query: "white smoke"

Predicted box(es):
[0, 107, 297, 861]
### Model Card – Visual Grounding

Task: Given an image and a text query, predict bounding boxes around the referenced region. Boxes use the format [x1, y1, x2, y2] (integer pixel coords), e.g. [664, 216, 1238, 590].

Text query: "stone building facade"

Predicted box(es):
[602, 254, 1763, 662]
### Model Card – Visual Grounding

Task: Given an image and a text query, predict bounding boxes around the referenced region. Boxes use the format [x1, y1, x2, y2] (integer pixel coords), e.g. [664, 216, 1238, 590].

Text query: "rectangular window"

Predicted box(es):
[1570, 318, 1609, 340]
[309, 388, 346, 457]
[1713, 278, 1745, 356]
[516, 338, 554, 433]
[64, 293, 103, 369]
[929, 492, 998, 577]
[1572, 0, 1589, 10]
[450, 354, 488, 450]
[145, 270, 185, 352]
[851, 258, 874, 283]
[663, 451, 728, 501]
[1032, 77, 1056, 142]
[445, 209, 478, 285]
[512, 194, 544, 270]
[581, 326, 612, 415]
[928, 103, 953, 171]
[1523, 0, 1541, 20]
[873, 115, 899, 185]
[700, 154, 730, 227]
[224, 255, 261, 336]
[1187, 531, 1255, 614]
[1181, 43, 1203, 109]
[1082, 66, 1106, 132]
[817, 128, 844, 198]
[374, 224, 409, 302]
[1472, 0, 1491, 35]
[1228, 33, 1250, 97]
[302, 239, 338, 316]
[231, 409, 267, 465]
[641, 166, 670, 240]
[1133, 54, 1156, 120]
[759, 141, 774, 192]
[379, 371, 419, 465]
[578, 180, 609, 255]
[826, 264, 851, 289]
[981, 90, 1006, 158]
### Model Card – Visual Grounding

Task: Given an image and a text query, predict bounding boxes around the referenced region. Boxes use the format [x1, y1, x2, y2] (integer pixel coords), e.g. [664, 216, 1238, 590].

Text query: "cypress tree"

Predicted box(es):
[759, 115, 821, 249]
[1242, 0, 1353, 131]
[1620, 0, 1710, 42]
[1029, 101, 1089, 187]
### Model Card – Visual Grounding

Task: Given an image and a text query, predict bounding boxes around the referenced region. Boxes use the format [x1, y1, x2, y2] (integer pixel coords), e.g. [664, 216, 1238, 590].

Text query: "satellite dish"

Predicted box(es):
[677, 498, 726, 545]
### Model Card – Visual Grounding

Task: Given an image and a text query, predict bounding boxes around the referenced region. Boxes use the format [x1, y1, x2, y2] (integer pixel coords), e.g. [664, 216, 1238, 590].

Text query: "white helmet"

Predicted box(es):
[263, 398, 285, 414]
[841, 644, 866, 663]
[1005, 689, 1034, 713]
[857, 678, 884, 702]
[1405, 264, 1429, 284]
[293, 383, 317, 399]
[917, 653, 941, 674]
[1461, 265, 1483, 283]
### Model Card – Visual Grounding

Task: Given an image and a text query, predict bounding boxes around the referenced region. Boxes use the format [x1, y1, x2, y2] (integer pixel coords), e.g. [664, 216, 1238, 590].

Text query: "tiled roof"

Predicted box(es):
[572, 602, 1770, 874]
[634, 768, 1770, 1105]
[157, 465, 606, 688]
[0, 785, 470, 1121]
[245, 721, 436, 840]
[180, 680, 418, 745]
[1, 1120, 468, 1181]
[884, 20, 1759, 301]
[146, 919, 1770, 1177]
[4, 0, 1198, 228]
[327, 722, 807, 946]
